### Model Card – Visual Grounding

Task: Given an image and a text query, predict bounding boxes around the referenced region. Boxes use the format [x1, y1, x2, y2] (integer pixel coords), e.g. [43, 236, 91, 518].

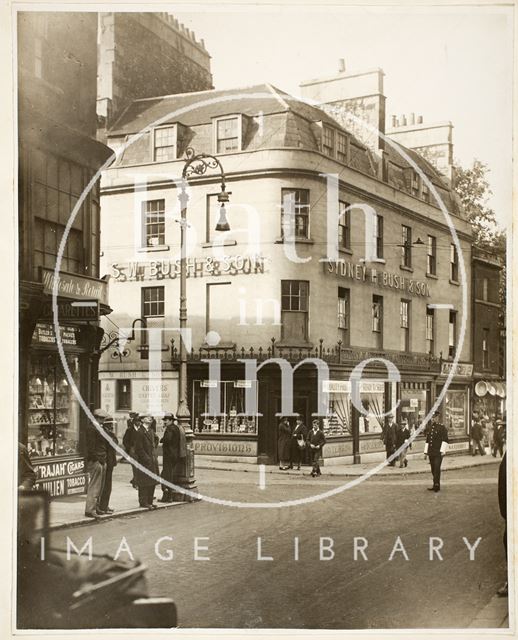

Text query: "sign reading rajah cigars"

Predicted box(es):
[325, 260, 431, 298]
[111, 255, 266, 282]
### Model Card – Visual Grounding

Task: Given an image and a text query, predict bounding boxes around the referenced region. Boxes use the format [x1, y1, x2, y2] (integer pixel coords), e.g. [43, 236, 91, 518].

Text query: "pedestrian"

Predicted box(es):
[98, 417, 118, 514]
[18, 443, 37, 491]
[307, 419, 326, 477]
[396, 419, 411, 468]
[470, 418, 486, 456]
[383, 414, 397, 467]
[84, 409, 108, 518]
[493, 419, 506, 457]
[133, 414, 159, 509]
[159, 413, 187, 503]
[497, 452, 508, 597]
[290, 417, 308, 470]
[123, 413, 141, 488]
[483, 414, 494, 454]
[121, 411, 139, 463]
[277, 417, 292, 470]
[424, 411, 449, 492]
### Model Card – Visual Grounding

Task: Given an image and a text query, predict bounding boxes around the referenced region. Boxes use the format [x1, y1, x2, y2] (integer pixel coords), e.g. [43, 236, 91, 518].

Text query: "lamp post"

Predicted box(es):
[175, 148, 230, 501]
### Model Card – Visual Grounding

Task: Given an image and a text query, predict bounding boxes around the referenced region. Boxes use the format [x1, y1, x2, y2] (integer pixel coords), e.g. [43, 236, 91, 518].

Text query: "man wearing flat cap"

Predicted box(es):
[159, 413, 187, 502]
[98, 416, 118, 514]
[133, 414, 159, 509]
[84, 409, 108, 518]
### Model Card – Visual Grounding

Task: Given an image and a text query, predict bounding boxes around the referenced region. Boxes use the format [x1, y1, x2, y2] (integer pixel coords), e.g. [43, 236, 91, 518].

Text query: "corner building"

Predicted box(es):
[99, 74, 473, 465]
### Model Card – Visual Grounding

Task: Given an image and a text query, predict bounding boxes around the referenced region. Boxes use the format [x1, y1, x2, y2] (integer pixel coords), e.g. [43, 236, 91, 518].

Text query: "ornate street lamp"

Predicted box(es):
[175, 148, 230, 500]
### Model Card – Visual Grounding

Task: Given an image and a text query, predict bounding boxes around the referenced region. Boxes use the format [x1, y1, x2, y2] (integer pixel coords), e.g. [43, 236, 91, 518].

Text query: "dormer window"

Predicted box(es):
[322, 125, 335, 156]
[336, 132, 348, 163]
[214, 115, 242, 153]
[411, 171, 420, 196]
[154, 125, 177, 161]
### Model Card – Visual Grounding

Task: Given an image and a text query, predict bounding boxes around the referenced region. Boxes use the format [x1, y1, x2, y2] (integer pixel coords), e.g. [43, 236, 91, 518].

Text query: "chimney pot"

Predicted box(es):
[417, 115, 423, 124]
[410, 113, 415, 125]
[391, 115, 397, 128]
[339, 58, 346, 74]
[402, 115, 407, 126]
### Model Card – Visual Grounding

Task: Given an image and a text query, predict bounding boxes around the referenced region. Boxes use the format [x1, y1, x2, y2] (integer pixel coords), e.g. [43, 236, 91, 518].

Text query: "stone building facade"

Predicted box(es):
[98, 78, 473, 465]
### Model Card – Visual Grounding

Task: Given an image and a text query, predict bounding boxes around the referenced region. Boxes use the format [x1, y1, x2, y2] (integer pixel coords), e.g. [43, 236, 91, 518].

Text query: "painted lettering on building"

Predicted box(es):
[326, 260, 431, 297]
[111, 255, 267, 282]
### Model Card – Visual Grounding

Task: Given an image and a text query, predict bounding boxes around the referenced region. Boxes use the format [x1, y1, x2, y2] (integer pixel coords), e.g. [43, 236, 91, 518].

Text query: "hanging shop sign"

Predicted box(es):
[440, 362, 473, 377]
[41, 268, 109, 305]
[325, 260, 431, 298]
[40, 300, 100, 321]
[32, 323, 79, 347]
[33, 456, 88, 498]
[111, 255, 266, 283]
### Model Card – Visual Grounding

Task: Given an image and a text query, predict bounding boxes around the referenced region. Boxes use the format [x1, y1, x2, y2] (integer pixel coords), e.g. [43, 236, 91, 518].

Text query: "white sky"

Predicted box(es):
[175, 4, 513, 230]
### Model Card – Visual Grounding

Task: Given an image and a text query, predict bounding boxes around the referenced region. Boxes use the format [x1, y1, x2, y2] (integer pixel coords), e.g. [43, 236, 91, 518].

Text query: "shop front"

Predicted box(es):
[436, 361, 473, 453]
[21, 270, 110, 498]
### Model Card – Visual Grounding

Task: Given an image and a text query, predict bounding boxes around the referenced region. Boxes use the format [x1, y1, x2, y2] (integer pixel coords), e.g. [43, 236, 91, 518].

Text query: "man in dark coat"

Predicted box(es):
[159, 413, 187, 503]
[123, 413, 141, 487]
[493, 419, 506, 457]
[84, 409, 108, 518]
[98, 417, 118, 514]
[384, 414, 397, 467]
[424, 411, 449, 492]
[307, 419, 326, 477]
[497, 452, 508, 597]
[133, 414, 159, 509]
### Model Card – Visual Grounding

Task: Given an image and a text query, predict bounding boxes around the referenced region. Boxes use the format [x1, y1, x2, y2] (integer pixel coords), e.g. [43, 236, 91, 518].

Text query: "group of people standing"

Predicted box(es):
[84, 410, 186, 518]
[278, 417, 326, 477]
[470, 413, 506, 457]
[381, 415, 412, 468]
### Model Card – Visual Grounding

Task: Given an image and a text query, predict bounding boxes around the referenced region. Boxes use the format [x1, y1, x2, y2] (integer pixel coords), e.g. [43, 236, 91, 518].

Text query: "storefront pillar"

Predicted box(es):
[352, 402, 361, 464]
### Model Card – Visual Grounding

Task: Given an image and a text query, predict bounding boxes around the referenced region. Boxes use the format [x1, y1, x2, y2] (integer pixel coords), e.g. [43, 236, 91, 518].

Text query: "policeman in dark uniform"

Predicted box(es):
[424, 411, 449, 492]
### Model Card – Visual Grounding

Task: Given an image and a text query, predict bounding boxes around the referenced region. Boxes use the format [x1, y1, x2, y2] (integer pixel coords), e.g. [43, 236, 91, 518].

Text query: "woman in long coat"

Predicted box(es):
[133, 415, 159, 509]
[278, 417, 292, 470]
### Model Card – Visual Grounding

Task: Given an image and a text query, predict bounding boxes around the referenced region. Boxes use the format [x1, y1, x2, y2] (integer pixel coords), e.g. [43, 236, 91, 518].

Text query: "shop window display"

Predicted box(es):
[27, 354, 80, 457]
[192, 380, 258, 435]
[444, 390, 468, 437]
[400, 388, 427, 432]
[323, 384, 385, 436]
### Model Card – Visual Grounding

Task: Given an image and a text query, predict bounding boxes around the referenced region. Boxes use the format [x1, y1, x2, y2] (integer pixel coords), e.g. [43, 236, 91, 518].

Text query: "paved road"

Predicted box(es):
[52, 465, 507, 629]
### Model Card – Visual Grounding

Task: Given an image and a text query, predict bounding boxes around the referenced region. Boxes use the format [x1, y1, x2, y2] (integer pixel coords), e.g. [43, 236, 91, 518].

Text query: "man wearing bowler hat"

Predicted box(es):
[159, 413, 187, 502]
[133, 414, 159, 509]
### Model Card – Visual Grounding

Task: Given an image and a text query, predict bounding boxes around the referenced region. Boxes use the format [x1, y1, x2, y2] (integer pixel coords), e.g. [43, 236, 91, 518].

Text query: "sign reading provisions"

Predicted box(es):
[32, 323, 79, 346]
[33, 456, 88, 498]
[41, 268, 109, 306]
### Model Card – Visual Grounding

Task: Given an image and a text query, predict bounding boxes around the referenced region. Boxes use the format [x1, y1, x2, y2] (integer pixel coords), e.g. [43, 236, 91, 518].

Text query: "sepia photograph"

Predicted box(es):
[10, 1, 514, 636]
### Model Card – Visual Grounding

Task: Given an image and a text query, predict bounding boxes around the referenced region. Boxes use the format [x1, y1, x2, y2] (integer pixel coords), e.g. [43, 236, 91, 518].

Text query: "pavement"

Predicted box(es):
[48, 451, 501, 530]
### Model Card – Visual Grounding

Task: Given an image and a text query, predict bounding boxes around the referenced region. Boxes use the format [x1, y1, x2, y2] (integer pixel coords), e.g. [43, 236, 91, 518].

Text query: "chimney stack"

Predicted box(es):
[391, 115, 397, 128]
[300, 67, 386, 154]
[410, 113, 415, 125]
[417, 115, 423, 124]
